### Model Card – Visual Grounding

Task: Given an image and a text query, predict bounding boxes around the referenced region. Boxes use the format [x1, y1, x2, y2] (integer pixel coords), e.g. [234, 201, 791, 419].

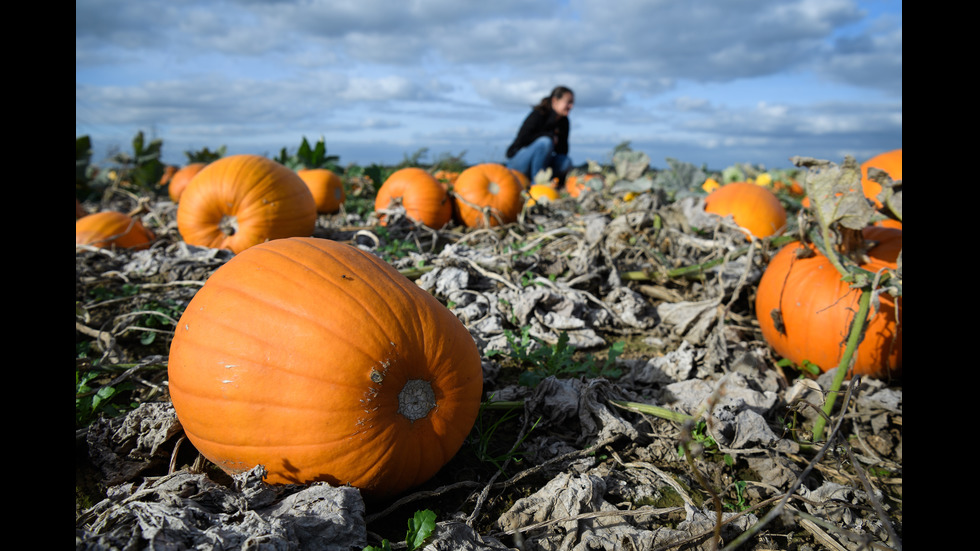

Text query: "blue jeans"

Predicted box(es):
[507, 136, 573, 185]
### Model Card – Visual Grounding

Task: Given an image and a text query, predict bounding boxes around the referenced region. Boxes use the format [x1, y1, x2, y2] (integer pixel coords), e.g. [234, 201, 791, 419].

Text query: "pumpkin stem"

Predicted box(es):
[219, 214, 239, 236]
[812, 288, 871, 442]
[397, 379, 436, 421]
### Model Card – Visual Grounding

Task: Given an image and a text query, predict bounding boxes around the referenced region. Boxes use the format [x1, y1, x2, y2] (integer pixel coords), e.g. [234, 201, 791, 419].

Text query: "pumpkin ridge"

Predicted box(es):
[184, 415, 378, 448]
[233, 181, 316, 233]
[175, 268, 392, 384]
[283, 239, 422, 359]
[202, 276, 387, 373]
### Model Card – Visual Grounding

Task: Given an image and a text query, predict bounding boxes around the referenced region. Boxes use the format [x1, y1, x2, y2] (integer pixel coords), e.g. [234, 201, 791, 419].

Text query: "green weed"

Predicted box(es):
[373, 226, 419, 259]
[471, 399, 540, 473]
[679, 419, 733, 467]
[75, 367, 136, 429]
[724, 480, 749, 512]
[364, 509, 436, 551]
[487, 328, 624, 387]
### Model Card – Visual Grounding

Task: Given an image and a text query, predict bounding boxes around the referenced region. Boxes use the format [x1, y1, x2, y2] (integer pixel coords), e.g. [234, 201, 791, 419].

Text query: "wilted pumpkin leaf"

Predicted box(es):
[652, 157, 708, 200]
[613, 149, 650, 181]
[868, 166, 903, 223]
[793, 155, 874, 231]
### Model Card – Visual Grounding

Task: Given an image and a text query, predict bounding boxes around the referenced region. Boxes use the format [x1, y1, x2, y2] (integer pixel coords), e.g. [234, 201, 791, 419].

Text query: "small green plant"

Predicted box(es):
[362, 164, 393, 192]
[129, 298, 184, 345]
[276, 136, 341, 171]
[185, 145, 226, 163]
[86, 284, 184, 346]
[340, 164, 380, 218]
[103, 130, 168, 192]
[487, 329, 624, 387]
[431, 150, 468, 173]
[724, 480, 749, 512]
[364, 509, 436, 551]
[373, 226, 419, 260]
[77, 135, 95, 199]
[75, 368, 136, 428]
[471, 399, 540, 473]
[396, 147, 429, 168]
[776, 358, 821, 377]
[679, 419, 733, 466]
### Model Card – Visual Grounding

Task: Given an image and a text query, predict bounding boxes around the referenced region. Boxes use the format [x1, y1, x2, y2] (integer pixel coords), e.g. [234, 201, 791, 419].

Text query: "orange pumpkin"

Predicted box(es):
[159, 165, 179, 187]
[167, 237, 484, 497]
[801, 150, 902, 227]
[453, 163, 524, 228]
[773, 179, 804, 196]
[509, 168, 531, 190]
[168, 163, 207, 203]
[755, 226, 902, 379]
[176, 155, 316, 254]
[860, 148, 901, 208]
[433, 169, 460, 187]
[297, 168, 346, 214]
[374, 168, 453, 229]
[704, 182, 787, 239]
[526, 184, 559, 207]
[565, 173, 599, 198]
[861, 149, 902, 229]
[76, 211, 155, 250]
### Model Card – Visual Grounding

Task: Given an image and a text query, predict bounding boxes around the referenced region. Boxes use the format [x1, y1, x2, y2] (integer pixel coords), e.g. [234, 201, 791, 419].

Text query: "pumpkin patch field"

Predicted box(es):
[76, 139, 903, 550]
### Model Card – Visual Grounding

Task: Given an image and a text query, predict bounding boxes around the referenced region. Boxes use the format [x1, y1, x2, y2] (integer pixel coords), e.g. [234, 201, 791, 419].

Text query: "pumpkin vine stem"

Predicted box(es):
[811, 288, 871, 442]
[620, 234, 798, 282]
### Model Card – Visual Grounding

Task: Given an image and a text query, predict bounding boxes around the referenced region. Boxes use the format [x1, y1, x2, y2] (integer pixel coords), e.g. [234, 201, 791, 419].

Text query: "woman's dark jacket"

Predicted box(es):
[506, 106, 569, 158]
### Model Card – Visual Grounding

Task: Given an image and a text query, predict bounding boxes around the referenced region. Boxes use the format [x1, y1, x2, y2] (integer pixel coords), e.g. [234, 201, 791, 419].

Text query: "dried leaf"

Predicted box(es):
[793, 155, 874, 230]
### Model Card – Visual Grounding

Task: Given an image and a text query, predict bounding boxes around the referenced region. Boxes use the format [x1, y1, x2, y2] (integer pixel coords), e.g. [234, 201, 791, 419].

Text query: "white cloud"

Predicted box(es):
[76, 0, 902, 168]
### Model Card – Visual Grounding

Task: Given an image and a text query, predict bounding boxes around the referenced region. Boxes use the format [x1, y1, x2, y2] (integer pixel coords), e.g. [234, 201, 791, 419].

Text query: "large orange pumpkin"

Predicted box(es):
[167, 237, 483, 497]
[860, 148, 901, 208]
[176, 155, 316, 254]
[453, 163, 524, 228]
[704, 182, 787, 239]
[755, 226, 902, 379]
[297, 168, 346, 214]
[374, 168, 453, 229]
[168, 163, 207, 203]
[509, 168, 531, 190]
[76, 211, 155, 250]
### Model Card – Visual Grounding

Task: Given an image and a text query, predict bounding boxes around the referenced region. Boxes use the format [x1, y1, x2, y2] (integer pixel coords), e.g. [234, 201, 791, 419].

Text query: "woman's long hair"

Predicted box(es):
[534, 86, 574, 112]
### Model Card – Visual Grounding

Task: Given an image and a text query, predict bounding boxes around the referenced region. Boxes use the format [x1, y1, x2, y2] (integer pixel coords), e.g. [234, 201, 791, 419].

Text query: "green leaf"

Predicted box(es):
[406, 509, 436, 550]
[92, 385, 118, 412]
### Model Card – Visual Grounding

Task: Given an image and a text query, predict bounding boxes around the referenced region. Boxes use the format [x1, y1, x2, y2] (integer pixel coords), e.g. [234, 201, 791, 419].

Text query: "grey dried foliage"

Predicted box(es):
[77, 159, 901, 551]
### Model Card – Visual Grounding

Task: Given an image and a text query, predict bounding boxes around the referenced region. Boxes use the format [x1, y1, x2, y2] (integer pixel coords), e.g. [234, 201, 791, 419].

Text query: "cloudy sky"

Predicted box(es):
[76, 0, 902, 172]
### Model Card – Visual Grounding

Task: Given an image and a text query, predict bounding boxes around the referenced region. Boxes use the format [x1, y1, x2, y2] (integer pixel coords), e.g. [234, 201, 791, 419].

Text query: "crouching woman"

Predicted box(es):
[505, 86, 574, 187]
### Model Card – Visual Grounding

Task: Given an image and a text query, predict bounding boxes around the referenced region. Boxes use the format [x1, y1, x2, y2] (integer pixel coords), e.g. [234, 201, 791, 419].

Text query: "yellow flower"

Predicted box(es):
[755, 173, 773, 187]
[702, 178, 721, 193]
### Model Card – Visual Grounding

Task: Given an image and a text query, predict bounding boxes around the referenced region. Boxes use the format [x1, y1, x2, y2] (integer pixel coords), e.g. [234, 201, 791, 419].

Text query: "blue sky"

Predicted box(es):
[76, 0, 902, 172]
